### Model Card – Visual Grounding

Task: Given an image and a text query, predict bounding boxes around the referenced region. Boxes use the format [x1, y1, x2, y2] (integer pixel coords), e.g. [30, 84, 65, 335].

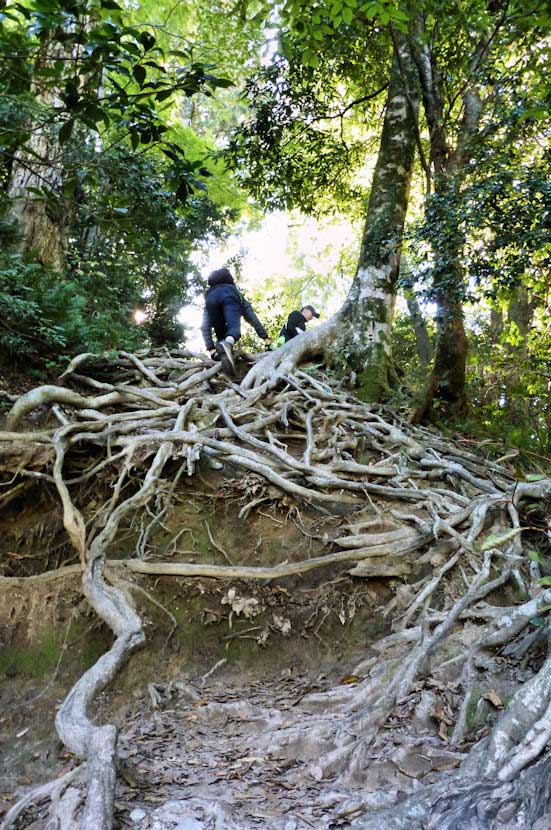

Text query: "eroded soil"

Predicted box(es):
[2, 464, 544, 828]
[1, 476, 393, 824]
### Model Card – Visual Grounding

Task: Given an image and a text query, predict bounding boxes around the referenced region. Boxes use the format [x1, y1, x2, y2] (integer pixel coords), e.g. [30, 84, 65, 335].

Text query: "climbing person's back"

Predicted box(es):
[201, 267, 270, 371]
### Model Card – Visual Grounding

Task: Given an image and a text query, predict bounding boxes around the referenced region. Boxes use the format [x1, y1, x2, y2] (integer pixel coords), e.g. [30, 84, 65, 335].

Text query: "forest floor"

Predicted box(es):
[1, 483, 398, 828]
[2, 349, 551, 830]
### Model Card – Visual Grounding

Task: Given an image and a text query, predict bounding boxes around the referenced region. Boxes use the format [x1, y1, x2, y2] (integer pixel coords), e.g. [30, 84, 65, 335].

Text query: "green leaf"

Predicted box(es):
[342, 6, 353, 24]
[138, 31, 156, 52]
[538, 576, 551, 586]
[133, 64, 146, 85]
[477, 527, 523, 552]
[63, 177, 77, 198]
[58, 119, 74, 144]
[528, 548, 543, 562]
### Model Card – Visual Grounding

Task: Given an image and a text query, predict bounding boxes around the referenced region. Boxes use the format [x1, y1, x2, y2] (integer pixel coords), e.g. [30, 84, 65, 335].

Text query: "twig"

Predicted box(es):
[205, 520, 234, 565]
[201, 657, 227, 684]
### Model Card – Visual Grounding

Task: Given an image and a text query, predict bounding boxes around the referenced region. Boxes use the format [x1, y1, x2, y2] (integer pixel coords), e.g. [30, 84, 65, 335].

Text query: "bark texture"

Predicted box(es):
[6, 53, 66, 268]
[337, 35, 419, 400]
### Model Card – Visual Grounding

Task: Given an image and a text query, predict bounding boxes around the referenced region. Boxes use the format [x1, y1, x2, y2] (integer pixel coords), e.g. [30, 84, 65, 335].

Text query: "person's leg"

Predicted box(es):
[212, 297, 241, 372]
[206, 297, 226, 343]
[222, 298, 242, 344]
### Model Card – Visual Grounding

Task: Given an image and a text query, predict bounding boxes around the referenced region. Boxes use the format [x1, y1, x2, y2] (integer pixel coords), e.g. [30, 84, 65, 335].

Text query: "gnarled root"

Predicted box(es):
[4, 347, 551, 828]
[241, 317, 339, 390]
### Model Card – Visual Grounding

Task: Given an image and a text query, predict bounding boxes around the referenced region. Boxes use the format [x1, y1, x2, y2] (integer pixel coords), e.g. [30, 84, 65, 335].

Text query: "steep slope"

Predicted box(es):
[1, 348, 551, 829]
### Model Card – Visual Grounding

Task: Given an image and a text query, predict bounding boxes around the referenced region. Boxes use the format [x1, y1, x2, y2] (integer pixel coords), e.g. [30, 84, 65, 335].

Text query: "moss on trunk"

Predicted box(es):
[338, 35, 419, 398]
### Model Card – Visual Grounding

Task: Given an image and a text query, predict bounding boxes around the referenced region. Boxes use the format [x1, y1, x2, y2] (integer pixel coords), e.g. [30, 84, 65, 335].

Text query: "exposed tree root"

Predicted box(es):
[2, 767, 82, 830]
[2, 347, 551, 828]
[241, 319, 338, 391]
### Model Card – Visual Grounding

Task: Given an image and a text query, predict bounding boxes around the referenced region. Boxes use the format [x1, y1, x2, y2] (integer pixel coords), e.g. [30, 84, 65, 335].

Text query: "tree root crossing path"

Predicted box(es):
[2, 348, 551, 829]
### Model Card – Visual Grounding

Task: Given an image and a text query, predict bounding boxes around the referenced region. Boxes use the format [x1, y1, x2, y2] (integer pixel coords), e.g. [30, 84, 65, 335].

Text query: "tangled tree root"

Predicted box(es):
[2, 346, 551, 828]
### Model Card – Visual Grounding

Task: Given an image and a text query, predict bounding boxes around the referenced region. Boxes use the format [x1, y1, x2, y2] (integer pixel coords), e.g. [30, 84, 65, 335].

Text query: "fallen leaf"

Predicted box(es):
[483, 690, 503, 708]
[339, 675, 361, 685]
[431, 705, 453, 726]
[272, 614, 291, 635]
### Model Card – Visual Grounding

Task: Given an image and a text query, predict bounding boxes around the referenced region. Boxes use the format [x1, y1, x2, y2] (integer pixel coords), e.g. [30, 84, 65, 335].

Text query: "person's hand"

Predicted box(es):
[263, 338, 272, 351]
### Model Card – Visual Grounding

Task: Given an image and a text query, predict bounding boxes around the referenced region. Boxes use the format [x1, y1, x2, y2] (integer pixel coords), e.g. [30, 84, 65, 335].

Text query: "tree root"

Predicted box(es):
[241, 318, 339, 390]
[3, 347, 551, 827]
[1, 766, 83, 829]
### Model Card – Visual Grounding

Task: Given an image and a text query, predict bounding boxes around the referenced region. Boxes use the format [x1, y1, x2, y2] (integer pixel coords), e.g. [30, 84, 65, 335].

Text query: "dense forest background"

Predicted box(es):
[1, 0, 550, 451]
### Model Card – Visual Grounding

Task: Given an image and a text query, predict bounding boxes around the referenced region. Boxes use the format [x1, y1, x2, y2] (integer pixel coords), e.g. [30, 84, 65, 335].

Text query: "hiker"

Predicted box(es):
[277, 305, 320, 346]
[201, 267, 271, 371]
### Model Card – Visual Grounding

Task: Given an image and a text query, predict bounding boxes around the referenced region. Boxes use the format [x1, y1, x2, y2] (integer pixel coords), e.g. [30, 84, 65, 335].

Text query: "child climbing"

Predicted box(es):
[201, 267, 271, 372]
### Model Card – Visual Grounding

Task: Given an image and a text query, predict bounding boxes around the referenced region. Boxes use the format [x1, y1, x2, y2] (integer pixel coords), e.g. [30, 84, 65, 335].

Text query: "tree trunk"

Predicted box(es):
[412, 13, 486, 421]
[505, 285, 537, 425]
[243, 36, 420, 394]
[336, 35, 419, 401]
[404, 287, 433, 367]
[6, 54, 66, 269]
[414, 177, 470, 421]
[400, 254, 433, 367]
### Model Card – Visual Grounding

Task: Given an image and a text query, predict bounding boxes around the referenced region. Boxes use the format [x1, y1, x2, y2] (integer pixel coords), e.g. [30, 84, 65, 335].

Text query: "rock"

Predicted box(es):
[129, 807, 147, 823]
[393, 751, 432, 779]
[360, 761, 416, 794]
[423, 748, 465, 771]
[309, 764, 324, 781]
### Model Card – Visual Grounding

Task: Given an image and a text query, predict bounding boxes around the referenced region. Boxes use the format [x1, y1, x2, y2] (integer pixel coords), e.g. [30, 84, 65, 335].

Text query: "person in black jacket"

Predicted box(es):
[201, 267, 271, 371]
[278, 305, 320, 344]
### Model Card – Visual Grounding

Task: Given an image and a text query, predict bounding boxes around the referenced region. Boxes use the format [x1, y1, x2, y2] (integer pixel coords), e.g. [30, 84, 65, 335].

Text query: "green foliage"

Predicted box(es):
[226, 40, 389, 214]
[65, 151, 236, 355]
[278, 0, 408, 66]
[0, 0, 233, 200]
[0, 0, 255, 369]
[0, 141, 237, 367]
[0, 252, 144, 366]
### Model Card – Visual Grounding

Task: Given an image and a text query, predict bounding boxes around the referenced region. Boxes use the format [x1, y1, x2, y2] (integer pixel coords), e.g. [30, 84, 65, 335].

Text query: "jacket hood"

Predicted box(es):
[207, 268, 235, 287]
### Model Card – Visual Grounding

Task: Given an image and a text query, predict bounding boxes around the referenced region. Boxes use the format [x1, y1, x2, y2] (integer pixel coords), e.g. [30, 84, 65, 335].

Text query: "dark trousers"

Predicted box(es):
[206, 294, 242, 343]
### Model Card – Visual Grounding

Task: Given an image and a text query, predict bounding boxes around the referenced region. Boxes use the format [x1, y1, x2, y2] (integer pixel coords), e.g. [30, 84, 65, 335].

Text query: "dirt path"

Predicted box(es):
[5, 352, 551, 829]
[110, 658, 461, 830]
[113, 668, 366, 830]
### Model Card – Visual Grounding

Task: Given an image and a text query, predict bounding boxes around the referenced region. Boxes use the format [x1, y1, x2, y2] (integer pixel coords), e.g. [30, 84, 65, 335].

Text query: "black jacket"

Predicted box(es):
[201, 284, 269, 350]
[280, 310, 307, 342]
